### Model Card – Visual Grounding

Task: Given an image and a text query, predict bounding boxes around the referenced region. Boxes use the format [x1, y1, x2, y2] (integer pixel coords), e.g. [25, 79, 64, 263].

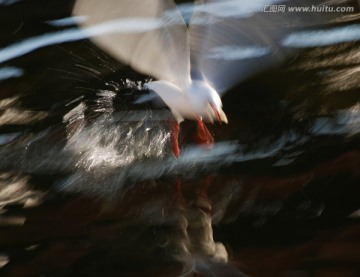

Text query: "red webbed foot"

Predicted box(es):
[168, 117, 181, 157]
[194, 119, 214, 149]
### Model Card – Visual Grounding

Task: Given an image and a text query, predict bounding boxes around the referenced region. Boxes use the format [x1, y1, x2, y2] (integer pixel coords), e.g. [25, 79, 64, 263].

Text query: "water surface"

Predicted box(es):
[0, 0, 359, 276]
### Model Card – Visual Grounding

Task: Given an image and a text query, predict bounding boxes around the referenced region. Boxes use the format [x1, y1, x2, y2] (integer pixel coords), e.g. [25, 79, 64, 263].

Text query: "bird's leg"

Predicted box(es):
[194, 118, 214, 148]
[168, 117, 181, 157]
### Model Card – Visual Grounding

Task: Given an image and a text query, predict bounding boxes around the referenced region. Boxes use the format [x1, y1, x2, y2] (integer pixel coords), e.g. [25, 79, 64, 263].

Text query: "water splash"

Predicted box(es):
[60, 102, 238, 197]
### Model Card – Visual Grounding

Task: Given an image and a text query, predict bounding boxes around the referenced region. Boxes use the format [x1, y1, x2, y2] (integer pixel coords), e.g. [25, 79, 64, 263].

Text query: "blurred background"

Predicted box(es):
[0, 0, 359, 276]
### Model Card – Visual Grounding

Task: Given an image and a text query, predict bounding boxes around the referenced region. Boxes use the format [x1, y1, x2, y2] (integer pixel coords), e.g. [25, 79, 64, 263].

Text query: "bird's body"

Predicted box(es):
[146, 80, 227, 124]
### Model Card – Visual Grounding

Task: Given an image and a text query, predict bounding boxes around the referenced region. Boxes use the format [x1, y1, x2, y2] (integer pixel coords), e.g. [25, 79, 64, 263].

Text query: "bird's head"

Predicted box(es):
[188, 81, 228, 124]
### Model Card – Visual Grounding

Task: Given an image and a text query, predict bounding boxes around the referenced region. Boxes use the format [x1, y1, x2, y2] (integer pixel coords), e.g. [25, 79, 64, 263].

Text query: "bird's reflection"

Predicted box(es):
[163, 176, 228, 275]
[107, 173, 243, 277]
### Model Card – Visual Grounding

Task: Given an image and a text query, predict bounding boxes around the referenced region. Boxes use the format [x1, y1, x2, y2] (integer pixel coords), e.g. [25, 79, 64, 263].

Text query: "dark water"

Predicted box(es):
[0, 0, 360, 276]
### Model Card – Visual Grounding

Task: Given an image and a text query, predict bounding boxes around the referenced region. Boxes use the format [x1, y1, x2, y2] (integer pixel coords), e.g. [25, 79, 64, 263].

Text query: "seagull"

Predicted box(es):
[72, 0, 335, 157]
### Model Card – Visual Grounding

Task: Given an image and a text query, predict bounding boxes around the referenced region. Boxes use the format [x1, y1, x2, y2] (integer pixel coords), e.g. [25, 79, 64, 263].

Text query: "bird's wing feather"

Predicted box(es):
[72, 0, 190, 88]
[189, 0, 349, 94]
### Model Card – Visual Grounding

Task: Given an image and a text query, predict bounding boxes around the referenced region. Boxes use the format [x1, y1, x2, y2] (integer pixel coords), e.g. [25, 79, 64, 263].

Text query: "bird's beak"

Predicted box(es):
[210, 103, 228, 124]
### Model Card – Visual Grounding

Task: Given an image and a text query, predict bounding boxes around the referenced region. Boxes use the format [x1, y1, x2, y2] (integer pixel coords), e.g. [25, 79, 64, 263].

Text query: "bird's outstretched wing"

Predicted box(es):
[72, 0, 190, 88]
[189, 0, 350, 94]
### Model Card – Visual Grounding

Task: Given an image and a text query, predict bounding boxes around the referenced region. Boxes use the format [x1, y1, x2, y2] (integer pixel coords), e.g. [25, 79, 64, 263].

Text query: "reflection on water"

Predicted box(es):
[282, 23, 360, 47]
[0, 67, 23, 80]
[0, 0, 359, 276]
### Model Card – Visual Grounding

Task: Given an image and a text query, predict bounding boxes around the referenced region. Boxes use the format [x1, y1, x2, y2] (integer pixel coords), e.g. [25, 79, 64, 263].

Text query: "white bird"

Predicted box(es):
[72, 0, 338, 156]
